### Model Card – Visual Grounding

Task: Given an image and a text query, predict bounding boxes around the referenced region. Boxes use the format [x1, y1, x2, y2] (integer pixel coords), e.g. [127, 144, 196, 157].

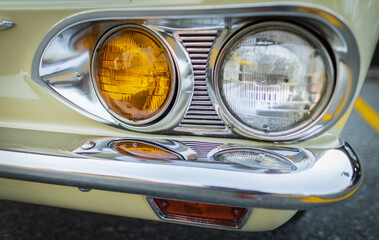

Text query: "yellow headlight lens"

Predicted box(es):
[93, 26, 174, 124]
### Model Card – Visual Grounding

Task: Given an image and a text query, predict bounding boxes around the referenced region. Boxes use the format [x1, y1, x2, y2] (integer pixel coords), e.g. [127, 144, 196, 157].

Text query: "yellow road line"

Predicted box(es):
[300, 179, 363, 203]
[354, 96, 379, 134]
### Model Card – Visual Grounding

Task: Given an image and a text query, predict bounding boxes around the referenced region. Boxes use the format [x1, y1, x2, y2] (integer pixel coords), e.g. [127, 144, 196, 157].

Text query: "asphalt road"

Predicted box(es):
[1, 78, 378, 240]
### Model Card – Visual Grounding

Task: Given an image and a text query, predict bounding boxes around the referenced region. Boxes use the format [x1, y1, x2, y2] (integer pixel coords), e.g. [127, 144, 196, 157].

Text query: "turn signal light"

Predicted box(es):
[213, 149, 296, 171]
[93, 25, 175, 125]
[151, 198, 248, 228]
[111, 141, 181, 160]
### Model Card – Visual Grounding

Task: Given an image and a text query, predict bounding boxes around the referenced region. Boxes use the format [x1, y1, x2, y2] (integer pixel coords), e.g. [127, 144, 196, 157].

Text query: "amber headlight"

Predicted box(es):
[92, 25, 175, 125]
[215, 22, 334, 140]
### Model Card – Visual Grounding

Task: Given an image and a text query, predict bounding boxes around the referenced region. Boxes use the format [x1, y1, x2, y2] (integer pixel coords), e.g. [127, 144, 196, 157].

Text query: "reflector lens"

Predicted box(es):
[93, 26, 174, 124]
[214, 149, 295, 171]
[152, 198, 248, 228]
[216, 23, 333, 136]
[112, 141, 181, 160]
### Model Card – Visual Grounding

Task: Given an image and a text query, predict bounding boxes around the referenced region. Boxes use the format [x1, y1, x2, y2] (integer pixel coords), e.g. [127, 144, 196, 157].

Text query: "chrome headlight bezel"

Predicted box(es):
[212, 22, 335, 141]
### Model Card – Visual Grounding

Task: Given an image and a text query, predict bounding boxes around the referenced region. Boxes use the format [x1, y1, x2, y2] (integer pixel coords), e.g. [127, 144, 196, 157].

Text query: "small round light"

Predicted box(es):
[215, 23, 334, 139]
[93, 25, 175, 125]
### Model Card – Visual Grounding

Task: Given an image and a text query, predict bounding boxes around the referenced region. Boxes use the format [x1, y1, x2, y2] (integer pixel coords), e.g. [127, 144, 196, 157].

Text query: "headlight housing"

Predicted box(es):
[214, 22, 334, 140]
[34, 8, 359, 143]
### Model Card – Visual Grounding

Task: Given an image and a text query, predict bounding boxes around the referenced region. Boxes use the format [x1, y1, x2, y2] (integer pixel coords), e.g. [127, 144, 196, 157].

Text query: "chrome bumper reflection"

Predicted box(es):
[0, 141, 361, 209]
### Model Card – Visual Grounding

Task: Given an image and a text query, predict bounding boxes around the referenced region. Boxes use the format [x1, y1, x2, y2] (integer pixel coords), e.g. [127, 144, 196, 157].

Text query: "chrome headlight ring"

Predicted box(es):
[207, 14, 359, 143]
[34, 21, 194, 133]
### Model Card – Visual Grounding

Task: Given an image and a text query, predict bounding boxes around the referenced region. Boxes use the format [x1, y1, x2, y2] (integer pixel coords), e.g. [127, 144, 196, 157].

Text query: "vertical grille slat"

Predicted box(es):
[178, 30, 227, 132]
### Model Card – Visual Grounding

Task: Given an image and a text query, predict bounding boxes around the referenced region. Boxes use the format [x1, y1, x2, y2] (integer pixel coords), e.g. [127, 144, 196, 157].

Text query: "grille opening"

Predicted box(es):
[178, 30, 226, 131]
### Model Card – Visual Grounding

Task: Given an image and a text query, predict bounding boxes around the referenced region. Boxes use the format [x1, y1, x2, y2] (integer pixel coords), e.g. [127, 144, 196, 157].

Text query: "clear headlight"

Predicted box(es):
[215, 22, 334, 140]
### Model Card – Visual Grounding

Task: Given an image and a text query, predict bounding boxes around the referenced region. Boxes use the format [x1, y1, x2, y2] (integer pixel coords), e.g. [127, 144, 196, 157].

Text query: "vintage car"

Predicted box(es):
[0, 0, 378, 232]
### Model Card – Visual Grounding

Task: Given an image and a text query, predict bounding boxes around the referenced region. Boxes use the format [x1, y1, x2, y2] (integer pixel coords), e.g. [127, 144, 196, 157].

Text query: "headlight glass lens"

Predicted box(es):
[93, 26, 174, 124]
[217, 24, 333, 135]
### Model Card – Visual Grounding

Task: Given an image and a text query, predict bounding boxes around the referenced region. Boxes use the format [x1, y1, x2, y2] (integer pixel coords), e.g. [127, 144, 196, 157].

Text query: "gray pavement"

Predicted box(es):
[1, 78, 378, 240]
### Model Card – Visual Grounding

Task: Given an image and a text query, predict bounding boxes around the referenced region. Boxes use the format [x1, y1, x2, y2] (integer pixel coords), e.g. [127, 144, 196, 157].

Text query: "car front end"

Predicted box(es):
[0, 0, 378, 231]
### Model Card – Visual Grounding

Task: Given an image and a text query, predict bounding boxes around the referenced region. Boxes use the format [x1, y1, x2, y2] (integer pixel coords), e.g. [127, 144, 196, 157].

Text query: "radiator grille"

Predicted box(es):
[178, 30, 226, 131]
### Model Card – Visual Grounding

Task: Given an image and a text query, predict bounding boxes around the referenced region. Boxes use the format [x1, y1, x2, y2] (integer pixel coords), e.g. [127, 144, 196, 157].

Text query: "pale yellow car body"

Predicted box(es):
[0, 0, 378, 231]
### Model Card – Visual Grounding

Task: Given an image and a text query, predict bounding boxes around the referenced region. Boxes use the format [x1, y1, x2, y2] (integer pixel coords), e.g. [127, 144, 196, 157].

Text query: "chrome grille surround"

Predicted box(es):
[176, 30, 229, 133]
[31, 4, 360, 143]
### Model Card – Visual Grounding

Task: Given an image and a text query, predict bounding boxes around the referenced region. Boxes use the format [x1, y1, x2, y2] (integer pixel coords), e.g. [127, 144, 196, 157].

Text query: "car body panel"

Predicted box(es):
[0, 178, 297, 231]
[0, 0, 378, 231]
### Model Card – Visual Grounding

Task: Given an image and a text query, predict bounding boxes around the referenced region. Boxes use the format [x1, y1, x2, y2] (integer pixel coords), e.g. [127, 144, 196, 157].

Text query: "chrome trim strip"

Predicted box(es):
[0, 142, 362, 210]
[0, 19, 14, 30]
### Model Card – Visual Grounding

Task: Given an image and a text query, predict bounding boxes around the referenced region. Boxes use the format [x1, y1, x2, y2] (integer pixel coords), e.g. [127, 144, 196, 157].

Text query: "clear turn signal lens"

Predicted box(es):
[213, 149, 295, 171]
[216, 23, 334, 138]
[93, 25, 175, 125]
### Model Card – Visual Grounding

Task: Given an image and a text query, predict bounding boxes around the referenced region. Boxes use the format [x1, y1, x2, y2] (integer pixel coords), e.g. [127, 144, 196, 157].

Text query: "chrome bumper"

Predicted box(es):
[0, 141, 361, 210]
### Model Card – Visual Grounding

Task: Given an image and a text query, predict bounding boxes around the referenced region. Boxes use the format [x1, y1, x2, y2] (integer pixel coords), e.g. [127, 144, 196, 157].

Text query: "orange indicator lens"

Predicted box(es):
[112, 141, 181, 160]
[153, 198, 248, 228]
[93, 26, 174, 124]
